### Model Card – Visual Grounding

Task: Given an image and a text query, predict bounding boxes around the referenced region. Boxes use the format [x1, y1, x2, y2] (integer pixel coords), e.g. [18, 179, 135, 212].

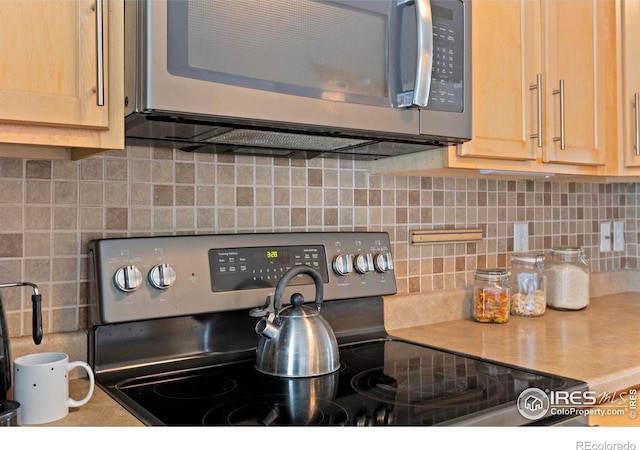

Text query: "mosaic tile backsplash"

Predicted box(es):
[0, 146, 637, 338]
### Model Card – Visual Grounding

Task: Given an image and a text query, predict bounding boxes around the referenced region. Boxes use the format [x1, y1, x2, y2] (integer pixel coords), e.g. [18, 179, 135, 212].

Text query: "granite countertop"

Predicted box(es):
[389, 292, 640, 395]
[23, 291, 640, 426]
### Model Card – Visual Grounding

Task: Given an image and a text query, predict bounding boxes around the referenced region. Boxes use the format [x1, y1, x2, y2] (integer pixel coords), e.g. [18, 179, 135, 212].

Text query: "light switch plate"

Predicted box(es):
[613, 221, 625, 252]
[600, 221, 611, 252]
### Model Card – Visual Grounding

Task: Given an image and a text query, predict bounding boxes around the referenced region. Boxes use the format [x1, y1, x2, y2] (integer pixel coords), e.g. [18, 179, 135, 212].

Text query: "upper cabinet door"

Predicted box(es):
[0, 0, 123, 159]
[0, 0, 107, 129]
[620, 0, 640, 169]
[457, 0, 541, 161]
[542, 0, 611, 166]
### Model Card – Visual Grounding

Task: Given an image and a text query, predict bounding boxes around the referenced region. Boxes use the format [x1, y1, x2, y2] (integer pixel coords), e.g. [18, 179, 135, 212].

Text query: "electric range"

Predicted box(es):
[87, 232, 587, 426]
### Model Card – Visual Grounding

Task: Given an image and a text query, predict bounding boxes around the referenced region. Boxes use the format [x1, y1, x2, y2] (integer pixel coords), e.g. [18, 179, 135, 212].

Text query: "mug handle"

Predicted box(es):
[66, 361, 95, 408]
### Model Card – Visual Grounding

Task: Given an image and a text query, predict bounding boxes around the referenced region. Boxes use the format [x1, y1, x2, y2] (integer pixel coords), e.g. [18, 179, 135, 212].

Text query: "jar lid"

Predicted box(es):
[511, 253, 544, 264]
[474, 268, 509, 280]
[550, 246, 582, 256]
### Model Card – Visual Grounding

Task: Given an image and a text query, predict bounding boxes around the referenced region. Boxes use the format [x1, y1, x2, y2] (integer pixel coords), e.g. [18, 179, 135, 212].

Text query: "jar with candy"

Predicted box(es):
[509, 253, 546, 317]
[473, 268, 510, 323]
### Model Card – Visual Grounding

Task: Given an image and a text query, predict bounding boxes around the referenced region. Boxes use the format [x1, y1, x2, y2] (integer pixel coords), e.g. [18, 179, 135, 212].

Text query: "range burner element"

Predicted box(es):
[350, 339, 503, 410]
[202, 396, 349, 426]
[154, 374, 237, 400]
[352, 367, 491, 405]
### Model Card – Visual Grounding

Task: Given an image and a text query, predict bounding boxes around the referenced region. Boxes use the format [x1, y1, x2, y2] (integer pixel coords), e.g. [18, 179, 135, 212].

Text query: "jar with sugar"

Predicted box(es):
[546, 247, 590, 310]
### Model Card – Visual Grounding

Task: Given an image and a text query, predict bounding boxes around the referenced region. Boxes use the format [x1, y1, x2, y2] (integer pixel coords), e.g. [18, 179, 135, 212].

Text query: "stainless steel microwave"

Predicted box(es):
[124, 0, 472, 159]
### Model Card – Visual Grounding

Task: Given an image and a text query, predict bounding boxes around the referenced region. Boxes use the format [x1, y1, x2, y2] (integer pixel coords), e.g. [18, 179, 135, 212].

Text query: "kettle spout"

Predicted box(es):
[255, 317, 279, 340]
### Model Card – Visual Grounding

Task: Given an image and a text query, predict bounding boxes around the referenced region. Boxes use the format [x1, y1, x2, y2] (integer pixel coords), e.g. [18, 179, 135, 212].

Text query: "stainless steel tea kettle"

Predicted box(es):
[0, 282, 43, 401]
[251, 266, 339, 378]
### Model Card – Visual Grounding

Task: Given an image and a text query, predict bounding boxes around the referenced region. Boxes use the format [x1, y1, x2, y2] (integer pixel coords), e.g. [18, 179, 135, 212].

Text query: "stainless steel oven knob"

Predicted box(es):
[373, 252, 394, 273]
[354, 253, 374, 274]
[355, 414, 373, 427]
[113, 265, 143, 292]
[375, 406, 394, 426]
[332, 254, 353, 275]
[148, 264, 177, 290]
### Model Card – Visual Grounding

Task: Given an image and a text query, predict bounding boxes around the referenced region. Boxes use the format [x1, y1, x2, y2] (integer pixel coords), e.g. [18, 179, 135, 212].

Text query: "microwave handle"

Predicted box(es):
[412, 0, 433, 107]
[396, 0, 433, 108]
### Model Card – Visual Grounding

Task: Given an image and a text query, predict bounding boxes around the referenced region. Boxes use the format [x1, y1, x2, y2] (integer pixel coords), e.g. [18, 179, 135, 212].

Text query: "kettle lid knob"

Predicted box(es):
[290, 293, 304, 308]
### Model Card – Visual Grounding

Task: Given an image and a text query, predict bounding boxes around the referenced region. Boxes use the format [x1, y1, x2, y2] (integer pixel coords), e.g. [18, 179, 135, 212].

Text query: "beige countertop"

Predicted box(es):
[389, 292, 640, 396]
[24, 291, 640, 426]
[26, 379, 143, 427]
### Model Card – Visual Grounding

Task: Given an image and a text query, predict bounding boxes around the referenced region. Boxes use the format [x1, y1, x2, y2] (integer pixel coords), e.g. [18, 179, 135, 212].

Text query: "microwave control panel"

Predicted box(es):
[428, 0, 465, 113]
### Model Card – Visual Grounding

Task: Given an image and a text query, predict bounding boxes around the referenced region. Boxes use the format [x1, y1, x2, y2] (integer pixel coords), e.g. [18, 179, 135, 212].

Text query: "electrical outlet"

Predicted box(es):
[614, 221, 625, 252]
[513, 223, 529, 252]
[600, 221, 611, 252]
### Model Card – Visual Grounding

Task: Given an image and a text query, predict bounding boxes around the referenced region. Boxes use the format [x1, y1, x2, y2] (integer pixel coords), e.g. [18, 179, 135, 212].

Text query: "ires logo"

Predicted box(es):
[517, 388, 638, 421]
[516, 388, 597, 421]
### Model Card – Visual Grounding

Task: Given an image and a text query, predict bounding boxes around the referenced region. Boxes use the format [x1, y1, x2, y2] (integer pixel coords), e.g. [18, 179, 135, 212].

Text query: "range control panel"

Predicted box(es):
[88, 232, 396, 324]
[209, 245, 330, 292]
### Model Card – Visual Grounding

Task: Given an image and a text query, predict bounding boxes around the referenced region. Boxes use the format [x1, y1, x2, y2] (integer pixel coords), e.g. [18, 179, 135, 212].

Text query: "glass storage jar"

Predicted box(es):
[473, 268, 510, 323]
[546, 246, 590, 310]
[509, 253, 546, 317]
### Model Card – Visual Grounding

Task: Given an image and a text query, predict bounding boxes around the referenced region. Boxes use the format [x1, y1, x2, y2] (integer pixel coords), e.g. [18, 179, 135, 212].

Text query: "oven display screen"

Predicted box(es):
[208, 245, 328, 292]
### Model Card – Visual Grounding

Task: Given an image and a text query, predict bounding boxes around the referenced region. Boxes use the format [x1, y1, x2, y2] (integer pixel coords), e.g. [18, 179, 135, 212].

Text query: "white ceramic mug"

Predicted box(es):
[13, 352, 95, 425]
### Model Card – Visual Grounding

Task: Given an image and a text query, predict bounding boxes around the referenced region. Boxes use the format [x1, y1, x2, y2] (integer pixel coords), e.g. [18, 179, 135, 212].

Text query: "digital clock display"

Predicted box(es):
[255, 250, 288, 262]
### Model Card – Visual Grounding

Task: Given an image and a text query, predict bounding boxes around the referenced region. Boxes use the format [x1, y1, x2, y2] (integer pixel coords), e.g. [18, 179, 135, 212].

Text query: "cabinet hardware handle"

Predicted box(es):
[529, 74, 543, 147]
[95, 0, 105, 106]
[634, 93, 639, 156]
[552, 80, 565, 150]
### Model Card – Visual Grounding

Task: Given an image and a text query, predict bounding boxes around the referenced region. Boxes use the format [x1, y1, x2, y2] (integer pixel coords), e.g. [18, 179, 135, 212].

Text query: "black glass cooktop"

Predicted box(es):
[114, 339, 581, 426]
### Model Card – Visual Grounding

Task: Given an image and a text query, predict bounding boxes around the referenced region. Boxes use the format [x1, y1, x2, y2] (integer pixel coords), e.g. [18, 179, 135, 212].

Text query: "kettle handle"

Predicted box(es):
[273, 266, 324, 313]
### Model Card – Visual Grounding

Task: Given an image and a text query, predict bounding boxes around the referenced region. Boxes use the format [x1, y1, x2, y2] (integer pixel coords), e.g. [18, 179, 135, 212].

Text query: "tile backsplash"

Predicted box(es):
[0, 146, 637, 338]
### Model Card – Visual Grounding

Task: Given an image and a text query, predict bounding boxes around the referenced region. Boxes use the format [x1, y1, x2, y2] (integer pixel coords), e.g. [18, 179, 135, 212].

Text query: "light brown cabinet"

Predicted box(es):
[0, 0, 123, 160]
[458, 0, 613, 170]
[541, 0, 612, 167]
[615, 0, 640, 175]
[456, 0, 541, 163]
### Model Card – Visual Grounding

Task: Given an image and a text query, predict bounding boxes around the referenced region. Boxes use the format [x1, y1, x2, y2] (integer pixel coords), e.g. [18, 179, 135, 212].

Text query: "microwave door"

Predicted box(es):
[133, 0, 422, 138]
[166, 0, 395, 107]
